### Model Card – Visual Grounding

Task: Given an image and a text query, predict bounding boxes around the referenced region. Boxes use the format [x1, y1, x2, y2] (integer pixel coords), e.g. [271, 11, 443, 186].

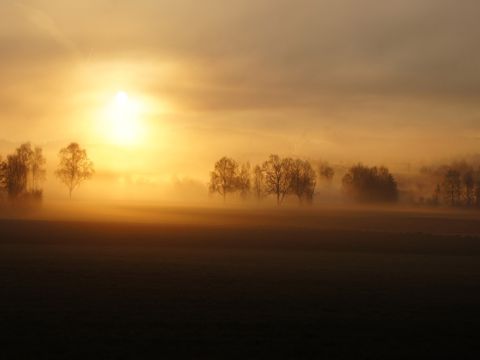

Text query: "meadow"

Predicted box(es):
[1, 205, 480, 358]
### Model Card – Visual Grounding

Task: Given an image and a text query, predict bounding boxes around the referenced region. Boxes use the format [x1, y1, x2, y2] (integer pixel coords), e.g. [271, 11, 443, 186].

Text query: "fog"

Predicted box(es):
[2, 0, 480, 188]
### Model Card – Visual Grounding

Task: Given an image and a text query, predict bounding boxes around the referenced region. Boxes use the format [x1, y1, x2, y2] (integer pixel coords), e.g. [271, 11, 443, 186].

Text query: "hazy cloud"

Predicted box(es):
[1, 0, 480, 171]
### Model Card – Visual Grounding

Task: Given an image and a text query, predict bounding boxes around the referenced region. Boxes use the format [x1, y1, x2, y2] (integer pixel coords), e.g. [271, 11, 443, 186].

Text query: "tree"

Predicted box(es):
[463, 169, 475, 207]
[290, 159, 316, 203]
[262, 154, 292, 205]
[0, 143, 46, 199]
[31, 146, 46, 193]
[319, 162, 335, 183]
[442, 169, 461, 206]
[4, 153, 28, 198]
[56, 143, 94, 199]
[474, 168, 480, 208]
[209, 157, 240, 201]
[432, 184, 441, 206]
[0, 155, 6, 197]
[236, 162, 251, 199]
[253, 165, 267, 200]
[342, 164, 398, 203]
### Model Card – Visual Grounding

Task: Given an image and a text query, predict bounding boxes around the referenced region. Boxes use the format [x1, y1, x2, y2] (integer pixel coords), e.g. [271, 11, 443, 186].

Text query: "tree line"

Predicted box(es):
[427, 163, 480, 208]
[209, 155, 398, 204]
[0, 142, 94, 201]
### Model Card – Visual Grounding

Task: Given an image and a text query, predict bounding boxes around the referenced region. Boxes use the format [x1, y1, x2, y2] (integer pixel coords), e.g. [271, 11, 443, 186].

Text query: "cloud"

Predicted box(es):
[1, 0, 480, 168]
[12, 1, 79, 55]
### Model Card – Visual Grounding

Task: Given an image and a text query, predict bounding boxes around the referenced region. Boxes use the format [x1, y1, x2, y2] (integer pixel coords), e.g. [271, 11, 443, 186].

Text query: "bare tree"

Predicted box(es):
[290, 159, 316, 203]
[253, 165, 267, 200]
[6, 143, 46, 194]
[442, 169, 461, 206]
[475, 168, 480, 208]
[463, 169, 475, 207]
[236, 162, 251, 199]
[31, 146, 46, 193]
[262, 154, 292, 205]
[209, 157, 239, 201]
[319, 162, 335, 183]
[432, 184, 441, 206]
[0, 155, 6, 197]
[342, 164, 398, 203]
[4, 153, 28, 198]
[56, 143, 94, 199]
[16, 143, 34, 169]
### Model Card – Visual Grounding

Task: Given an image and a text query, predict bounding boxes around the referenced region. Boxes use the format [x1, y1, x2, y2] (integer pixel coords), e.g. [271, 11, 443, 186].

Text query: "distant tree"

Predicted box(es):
[56, 143, 94, 199]
[16, 143, 34, 169]
[432, 184, 441, 206]
[319, 162, 335, 183]
[290, 159, 316, 203]
[342, 164, 398, 203]
[253, 165, 267, 200]
[474, 169, 480, 208]
[31, 146, 46, 193]
[0, 143, 47, 199]
[442, 169, 461, 206]
[262, 154, 293, 205]
[463, 169, 475, 207]
[209, 157, 240, 201]
[0, 155, 6, 197]
[4, 153, 28, 198]
[236, 162, 251, 199]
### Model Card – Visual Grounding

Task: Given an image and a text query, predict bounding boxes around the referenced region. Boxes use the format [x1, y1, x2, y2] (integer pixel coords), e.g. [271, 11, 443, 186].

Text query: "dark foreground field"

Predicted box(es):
[2, 206, 480, 359]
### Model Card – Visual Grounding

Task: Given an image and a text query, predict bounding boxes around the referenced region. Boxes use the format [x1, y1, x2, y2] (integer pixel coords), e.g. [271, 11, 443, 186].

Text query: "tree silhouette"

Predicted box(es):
[442, 169, 461, 206]
[0, 155, 6, 197]
[0, 143, 46, 199]
[209, 157, 240, 201]
[4, 153, 28, 198]
[253, 165, 266, 200]
[475, 169, 480, 208]
[462, 169, 475, 207]
[290, 159, 316, 203]
[319, 162, 335, 183]
[31, 146, 46, 193]
[56, 143, 94, 199]
[236, 162, 251, 199]
[342, 164, 398, 203]
[432, 184, 441, 206]
[262, 154, 292, 205]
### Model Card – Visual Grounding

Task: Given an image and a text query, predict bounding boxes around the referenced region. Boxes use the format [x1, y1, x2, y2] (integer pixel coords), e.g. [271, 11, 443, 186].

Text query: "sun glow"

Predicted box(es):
[101, 91, 146, 146]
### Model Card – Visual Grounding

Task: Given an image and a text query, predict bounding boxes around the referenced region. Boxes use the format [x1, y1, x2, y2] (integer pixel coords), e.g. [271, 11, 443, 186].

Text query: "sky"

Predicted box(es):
[1, 0, 480, 199]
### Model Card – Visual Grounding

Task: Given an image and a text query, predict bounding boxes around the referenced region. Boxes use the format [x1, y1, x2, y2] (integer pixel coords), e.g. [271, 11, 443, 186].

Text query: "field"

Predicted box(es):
[2, 205, 480, 359]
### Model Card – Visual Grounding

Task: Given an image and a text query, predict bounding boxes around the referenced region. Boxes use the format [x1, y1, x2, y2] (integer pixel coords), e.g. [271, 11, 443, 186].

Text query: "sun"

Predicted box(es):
[102, 91, 145, 146]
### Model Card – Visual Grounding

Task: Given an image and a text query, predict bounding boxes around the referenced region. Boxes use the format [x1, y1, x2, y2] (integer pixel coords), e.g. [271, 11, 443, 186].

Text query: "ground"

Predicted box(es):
[1, 205, 480, 359]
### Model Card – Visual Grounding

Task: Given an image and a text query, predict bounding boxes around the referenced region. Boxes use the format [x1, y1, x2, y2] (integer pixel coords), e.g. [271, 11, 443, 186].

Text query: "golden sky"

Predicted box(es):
[1, 0, 480, 199]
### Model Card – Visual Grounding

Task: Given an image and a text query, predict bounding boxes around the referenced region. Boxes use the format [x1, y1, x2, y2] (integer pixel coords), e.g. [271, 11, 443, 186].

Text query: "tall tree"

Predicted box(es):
[319, 162, 335, 183]
[236, 162, 251, 199]
[0, 155, 6, 196]
[253, 165, 266, 200]
[4, 153, 28, 198]
[290, 159, 316, 203]
[442, 169, 461, 206]
[342, 164, 398, 203]
[474, 168, 480, 208]
[7, 143, 46, 194]
[31, 146, 46, 192]
[55, 143, 94, 199]
[262, 154, 292, 205]
[432, 184, 442, 206]
[209, 157, 240, 201]
[463, 169, 475, 207]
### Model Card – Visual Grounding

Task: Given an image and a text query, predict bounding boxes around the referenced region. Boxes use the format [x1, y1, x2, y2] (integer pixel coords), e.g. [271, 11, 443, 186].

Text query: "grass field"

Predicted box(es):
[1, 205, 480, 359]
